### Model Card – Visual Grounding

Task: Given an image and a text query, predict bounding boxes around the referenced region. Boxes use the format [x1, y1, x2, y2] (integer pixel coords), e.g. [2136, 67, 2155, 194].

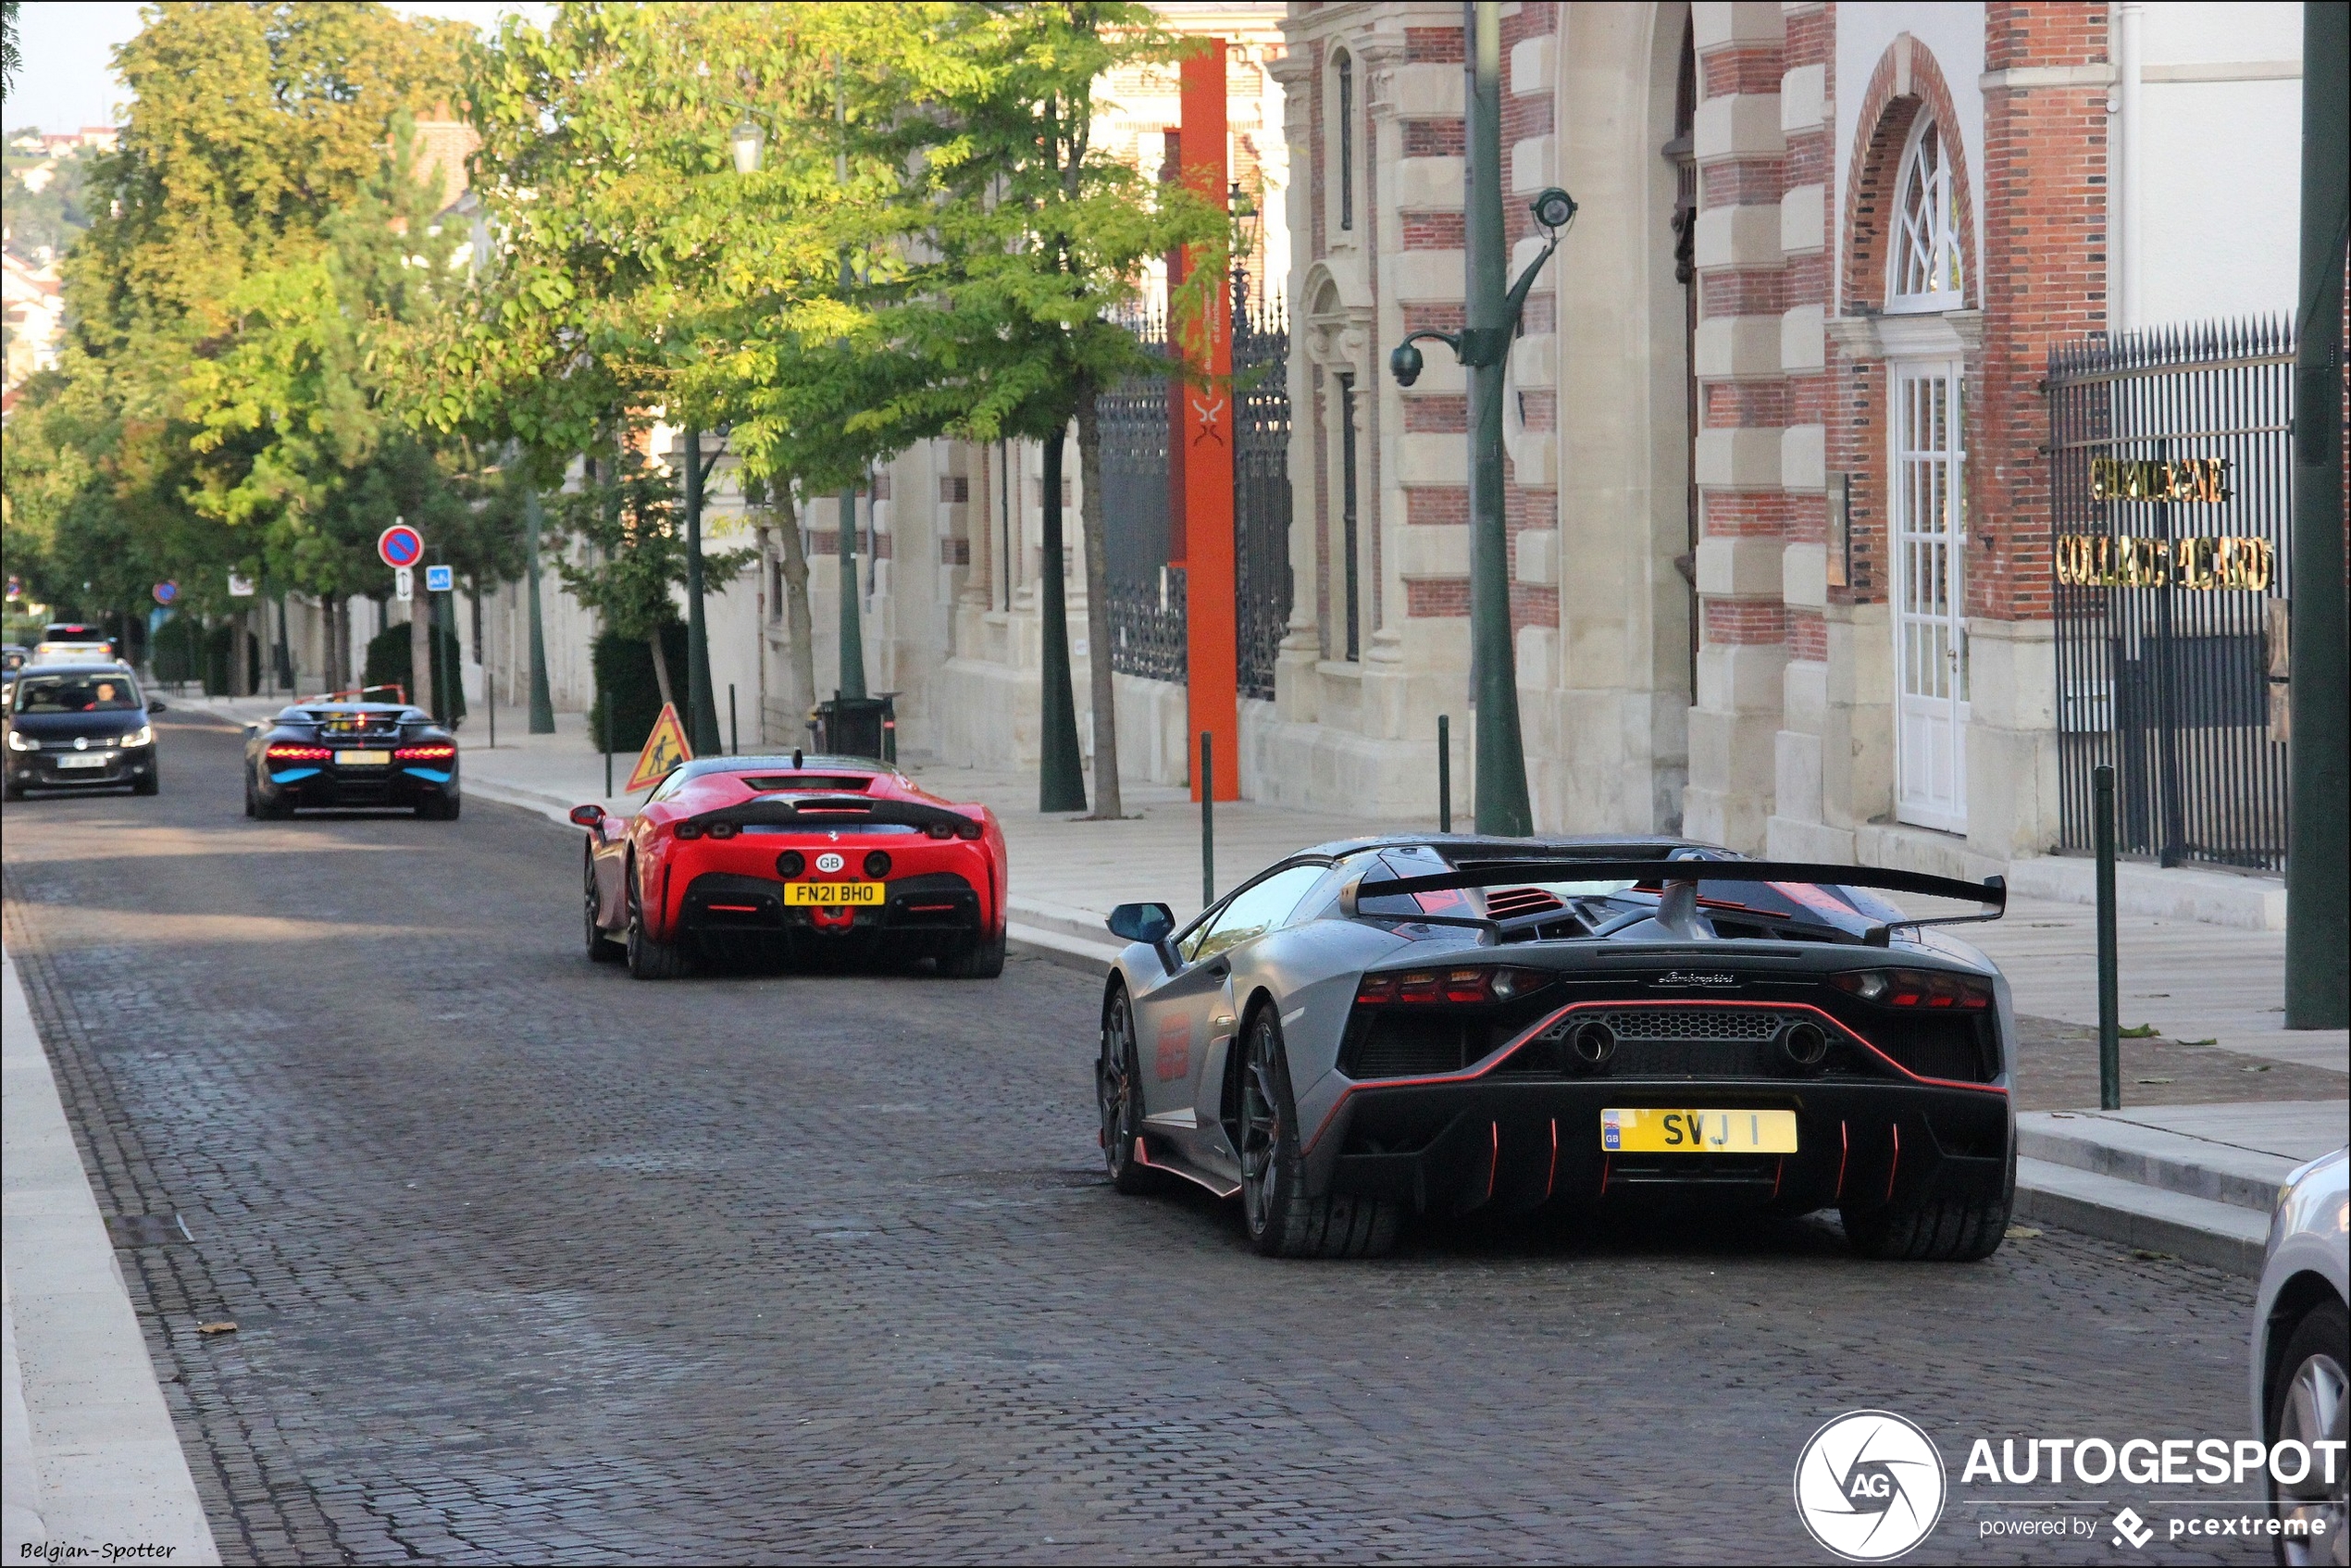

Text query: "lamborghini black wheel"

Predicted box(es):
[1098, 984, 1153, 1194]
[1239, 1008, 1399, 1259]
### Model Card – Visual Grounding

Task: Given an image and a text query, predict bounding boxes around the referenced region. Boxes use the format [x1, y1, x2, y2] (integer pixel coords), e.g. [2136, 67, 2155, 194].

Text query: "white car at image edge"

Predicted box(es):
[2254, 1144, 2349, 1566]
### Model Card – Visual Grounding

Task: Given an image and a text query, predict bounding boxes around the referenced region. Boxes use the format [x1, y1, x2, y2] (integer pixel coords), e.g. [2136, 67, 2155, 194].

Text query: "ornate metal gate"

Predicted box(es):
[1100, 323, 1188, 683]
[1232, 284, 1292, 700]
[2048, 319, 2295, 871]
[1101, 281, 1293, 702]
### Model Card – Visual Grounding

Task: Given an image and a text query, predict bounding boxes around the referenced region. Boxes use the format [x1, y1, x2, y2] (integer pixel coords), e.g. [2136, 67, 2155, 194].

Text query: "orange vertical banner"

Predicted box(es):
[1179, 40, 1238, 803]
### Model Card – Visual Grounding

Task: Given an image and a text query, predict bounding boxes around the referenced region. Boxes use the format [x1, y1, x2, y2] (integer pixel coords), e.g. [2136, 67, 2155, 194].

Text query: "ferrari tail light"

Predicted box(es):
[1354, 965, 1547, 1007]
[955, 817, 984, 840]
[706, 821, 739, 840]
[927, 822, 955, 840]
[1831, 968, 1992, 1009]
[265, 743, 330, 762]
[674, 821, 704, 840]
[392, 744, 455, 761]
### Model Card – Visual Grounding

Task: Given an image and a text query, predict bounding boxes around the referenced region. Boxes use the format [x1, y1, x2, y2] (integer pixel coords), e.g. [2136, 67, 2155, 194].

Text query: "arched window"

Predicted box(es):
[1334, 50, 1354, 233]
[1887, 118, 1964, 310]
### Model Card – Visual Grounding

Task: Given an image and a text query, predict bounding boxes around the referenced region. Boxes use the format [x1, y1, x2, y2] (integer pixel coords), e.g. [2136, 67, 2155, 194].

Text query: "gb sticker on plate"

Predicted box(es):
[1600, 1108, 1623, 1151]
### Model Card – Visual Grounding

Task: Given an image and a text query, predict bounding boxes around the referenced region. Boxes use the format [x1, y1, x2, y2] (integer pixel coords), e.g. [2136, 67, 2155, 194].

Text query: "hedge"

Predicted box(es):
[362, 619, 467, 726]
[588, 624, 689, 757]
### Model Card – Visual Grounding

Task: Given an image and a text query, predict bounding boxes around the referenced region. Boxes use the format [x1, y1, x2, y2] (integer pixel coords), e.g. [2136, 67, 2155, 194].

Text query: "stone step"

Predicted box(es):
[2016, 1112, 2299, 1213]
[2013, 1155, 2270, 1276]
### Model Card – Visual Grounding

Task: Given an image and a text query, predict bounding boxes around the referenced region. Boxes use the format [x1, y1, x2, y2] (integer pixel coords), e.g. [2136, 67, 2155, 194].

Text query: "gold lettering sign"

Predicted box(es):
[2089, 456, 2233, 504]
[2054, 535, 2272, 591]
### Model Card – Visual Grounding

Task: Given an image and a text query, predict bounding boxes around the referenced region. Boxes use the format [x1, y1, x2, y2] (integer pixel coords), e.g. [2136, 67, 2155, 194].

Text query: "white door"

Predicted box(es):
[1891, 362, 1969, 831]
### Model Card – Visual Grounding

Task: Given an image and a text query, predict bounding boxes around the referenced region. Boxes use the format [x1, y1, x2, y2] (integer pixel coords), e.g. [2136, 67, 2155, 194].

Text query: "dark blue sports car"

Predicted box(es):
[243, 702, 461, 820]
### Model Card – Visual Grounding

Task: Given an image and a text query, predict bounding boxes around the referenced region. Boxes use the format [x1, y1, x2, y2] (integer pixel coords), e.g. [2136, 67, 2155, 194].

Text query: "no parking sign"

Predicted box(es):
[378, 523, 424, 569]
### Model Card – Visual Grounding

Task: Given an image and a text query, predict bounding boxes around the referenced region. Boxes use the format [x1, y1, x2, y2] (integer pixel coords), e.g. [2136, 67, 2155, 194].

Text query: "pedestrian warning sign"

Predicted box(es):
[625, 703, 694, 792]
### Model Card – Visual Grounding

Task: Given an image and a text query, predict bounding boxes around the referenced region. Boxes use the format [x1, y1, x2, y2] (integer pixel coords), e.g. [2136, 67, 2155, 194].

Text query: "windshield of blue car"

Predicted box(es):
[13, 675, 142, 714]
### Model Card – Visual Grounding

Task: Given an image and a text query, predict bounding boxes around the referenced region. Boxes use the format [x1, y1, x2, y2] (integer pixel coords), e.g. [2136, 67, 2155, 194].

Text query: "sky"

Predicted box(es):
[4, 2, 553, 136]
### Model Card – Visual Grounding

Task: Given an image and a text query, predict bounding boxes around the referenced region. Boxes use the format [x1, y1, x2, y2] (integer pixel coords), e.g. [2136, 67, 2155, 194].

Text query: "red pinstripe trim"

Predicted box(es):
[1835, 1121, 1849, 1202]
[1485, 1122, 1499, 1202]
[1772, 1155, 1785, 1200]
[1303, 998, 2004, 1156]
[1545, 1118, 1559, 1201]
[1885, 1123, 1901, 1202]
[1599, 1154, 1611, 1197]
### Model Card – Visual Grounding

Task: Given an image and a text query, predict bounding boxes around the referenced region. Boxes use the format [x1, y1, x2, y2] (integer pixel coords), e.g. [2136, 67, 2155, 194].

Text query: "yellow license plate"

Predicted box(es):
[338, 751, 390, 765]
[1602, 1107, 1797, 1154]
[785, 881, 883, 906]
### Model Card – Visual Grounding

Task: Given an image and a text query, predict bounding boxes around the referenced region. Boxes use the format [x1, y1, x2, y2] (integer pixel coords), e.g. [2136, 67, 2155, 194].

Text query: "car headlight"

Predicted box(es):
[119, 725, 154, 748]
[5, 730, 36, 753]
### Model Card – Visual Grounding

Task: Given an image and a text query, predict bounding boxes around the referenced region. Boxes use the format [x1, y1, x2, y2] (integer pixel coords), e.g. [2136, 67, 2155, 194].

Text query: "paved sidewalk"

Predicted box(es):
[2, 945, 219, 1565]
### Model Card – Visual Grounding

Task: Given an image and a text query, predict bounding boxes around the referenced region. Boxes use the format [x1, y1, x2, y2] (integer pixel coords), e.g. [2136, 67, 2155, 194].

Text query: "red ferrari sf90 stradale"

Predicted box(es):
[574, 753, 1008, 979]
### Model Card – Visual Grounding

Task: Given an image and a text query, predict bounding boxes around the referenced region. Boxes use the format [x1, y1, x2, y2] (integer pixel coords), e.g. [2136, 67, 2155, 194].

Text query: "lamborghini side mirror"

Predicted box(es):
[1107, 902, 1175, 945]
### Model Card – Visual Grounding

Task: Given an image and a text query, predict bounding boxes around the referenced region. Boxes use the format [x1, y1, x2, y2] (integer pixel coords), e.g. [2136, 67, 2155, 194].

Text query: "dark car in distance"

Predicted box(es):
[5, 665, 167, 798]
[243, 702, 461, 819]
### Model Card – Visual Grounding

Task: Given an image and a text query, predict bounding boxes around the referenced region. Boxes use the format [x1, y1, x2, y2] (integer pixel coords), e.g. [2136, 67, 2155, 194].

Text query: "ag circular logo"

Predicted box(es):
[815, 852, 845, 874]
[1793, 1410, 1947, 1562]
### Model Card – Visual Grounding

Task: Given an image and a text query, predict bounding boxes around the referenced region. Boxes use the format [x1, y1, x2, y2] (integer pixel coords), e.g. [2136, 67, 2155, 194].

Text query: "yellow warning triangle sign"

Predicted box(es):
[626, 702, 695, 792]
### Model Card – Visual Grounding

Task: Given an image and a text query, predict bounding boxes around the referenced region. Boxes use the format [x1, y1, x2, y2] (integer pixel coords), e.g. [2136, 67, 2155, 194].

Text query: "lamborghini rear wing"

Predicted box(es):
[1366, 858, 2006, 947]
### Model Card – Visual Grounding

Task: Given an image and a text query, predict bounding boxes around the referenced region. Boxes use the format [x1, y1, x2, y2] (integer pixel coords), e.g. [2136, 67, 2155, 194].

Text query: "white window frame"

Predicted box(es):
[1886, 117, 1965, 314]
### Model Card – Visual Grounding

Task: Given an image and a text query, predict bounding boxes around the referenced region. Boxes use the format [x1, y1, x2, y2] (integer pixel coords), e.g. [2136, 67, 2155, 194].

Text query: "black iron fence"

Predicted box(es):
[1099, 280, 1293, 700]
[2048, 319, 2295, 871]
[1233, 285, 1293, 700]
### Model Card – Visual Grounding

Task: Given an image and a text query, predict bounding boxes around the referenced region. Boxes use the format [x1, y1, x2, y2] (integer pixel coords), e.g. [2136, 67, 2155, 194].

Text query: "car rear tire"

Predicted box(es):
[625, 864, 690, 980]
[1841, 1149, 2013, 1262]
[417, 792, 460, 821]
[243, 772, 256, 816]
[256, 790, 294, 820]
[1099, 984, 1155, 1195]
[2266, 1297, 2348, 1566]
[1239, 1008, 1400, 1260]
[585, 850, 623, 964]
[939, 929, 1006, 978]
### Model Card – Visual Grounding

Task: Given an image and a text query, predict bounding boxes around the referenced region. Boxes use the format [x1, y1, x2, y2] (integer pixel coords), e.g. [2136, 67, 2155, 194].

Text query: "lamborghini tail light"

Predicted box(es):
[265, 743, 330, 762]
[1830, 968, 1993, 1009]
[1354, 965, 1547, 1006]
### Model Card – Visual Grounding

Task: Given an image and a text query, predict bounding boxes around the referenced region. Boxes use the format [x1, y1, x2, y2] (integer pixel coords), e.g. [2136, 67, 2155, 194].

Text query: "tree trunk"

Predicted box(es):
[646, 628, 678, 713]
[407, 590, 435, 715]
[775, 486, 818, 740]
[1076, 379, 1124, 820]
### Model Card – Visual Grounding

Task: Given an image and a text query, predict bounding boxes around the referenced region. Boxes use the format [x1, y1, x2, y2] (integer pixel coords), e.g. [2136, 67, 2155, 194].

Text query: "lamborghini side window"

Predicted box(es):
[1183, 864, 1327, 964]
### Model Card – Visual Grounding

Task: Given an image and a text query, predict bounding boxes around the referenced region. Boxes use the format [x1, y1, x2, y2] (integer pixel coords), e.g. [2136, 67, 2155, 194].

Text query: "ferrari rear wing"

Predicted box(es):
[687, 795, 983, 836]
[1366, 858, 2006, 947]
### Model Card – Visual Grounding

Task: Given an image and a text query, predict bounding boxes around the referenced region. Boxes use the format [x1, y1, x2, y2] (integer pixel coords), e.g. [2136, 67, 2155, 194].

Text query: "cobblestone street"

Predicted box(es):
[1, 715, 2277, 1564]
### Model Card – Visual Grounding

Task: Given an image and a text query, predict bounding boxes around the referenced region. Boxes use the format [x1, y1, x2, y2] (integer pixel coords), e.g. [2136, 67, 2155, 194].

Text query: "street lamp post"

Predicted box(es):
[1388, 5, 1576, 836]
[523, 486, 556, 733]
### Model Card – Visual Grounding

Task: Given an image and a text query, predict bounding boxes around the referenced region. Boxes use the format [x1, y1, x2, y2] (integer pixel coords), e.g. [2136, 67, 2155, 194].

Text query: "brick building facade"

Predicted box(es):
[1264, 0, 2303, 883]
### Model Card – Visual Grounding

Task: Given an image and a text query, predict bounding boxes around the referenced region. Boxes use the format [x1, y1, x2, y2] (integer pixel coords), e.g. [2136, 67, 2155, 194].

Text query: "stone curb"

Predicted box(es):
[1, 946, 220, 1565]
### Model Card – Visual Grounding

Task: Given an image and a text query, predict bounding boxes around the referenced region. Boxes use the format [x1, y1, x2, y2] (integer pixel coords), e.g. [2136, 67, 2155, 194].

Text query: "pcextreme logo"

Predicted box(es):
[1793, 1410, 1947, 1562]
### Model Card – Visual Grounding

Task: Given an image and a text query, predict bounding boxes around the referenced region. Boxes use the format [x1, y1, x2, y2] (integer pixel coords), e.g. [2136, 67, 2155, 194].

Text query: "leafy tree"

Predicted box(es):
[886, 3, 1225, 818]
[2, 2, 471, 679]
